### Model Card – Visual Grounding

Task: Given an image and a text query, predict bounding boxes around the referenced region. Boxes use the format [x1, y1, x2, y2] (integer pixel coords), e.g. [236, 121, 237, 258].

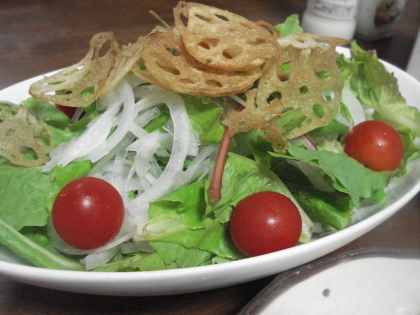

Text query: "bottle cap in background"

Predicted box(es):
[355, 0, 408, 41]
[302, 0, 359, 40]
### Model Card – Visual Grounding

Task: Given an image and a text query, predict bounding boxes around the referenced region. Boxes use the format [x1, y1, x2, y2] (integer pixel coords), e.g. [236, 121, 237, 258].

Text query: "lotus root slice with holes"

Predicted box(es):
[29, 32, 142, 108]
[0, 106, 54, 167]
[256, 33, 346, 139]
[174, 1, 281, 71]
[137, 30, 262, 97]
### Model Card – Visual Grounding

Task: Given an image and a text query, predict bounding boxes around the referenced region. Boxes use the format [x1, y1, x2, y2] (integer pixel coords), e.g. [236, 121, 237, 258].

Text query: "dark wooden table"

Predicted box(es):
[0, 1, 419, 314]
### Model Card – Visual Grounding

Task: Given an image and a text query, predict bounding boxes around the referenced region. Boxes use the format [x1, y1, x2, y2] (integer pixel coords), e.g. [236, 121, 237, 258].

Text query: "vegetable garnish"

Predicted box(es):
[0, 104, 54, 167]
[52, 177, 125, 250]
[0, 2, 419, 271]
[229, 191, 302, 257]
[344, 120, 404, 172]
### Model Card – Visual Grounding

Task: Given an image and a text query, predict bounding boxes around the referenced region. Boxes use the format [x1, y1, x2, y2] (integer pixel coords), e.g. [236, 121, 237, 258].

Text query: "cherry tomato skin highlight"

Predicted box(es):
[344, 120, 404, 172]
[229, 191, 302, 257]
[52, 177, 125, 250]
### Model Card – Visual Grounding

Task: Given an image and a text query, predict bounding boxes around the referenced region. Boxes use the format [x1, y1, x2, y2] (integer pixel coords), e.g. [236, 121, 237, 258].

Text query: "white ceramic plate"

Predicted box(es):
[0, 49, 419, 296]
[238, 247, 420, 314]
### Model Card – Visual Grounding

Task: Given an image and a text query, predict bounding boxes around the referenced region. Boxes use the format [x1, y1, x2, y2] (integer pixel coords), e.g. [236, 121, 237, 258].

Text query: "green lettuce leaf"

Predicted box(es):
[338, 42, 420, 137]
[134, 180, 243, 260]
[149, 242, 213, 269]
[182, 95, 225, 145]
[272, 145, 391, 205]
[143, 96, 225, 145]
[274, 14, 303, 37]
[289, 184, 354, 231]
[22, 98, 71, 130]
[134, 153, 314, 261]
[0, 164, 53, 230]
[0, 221, 83, 270]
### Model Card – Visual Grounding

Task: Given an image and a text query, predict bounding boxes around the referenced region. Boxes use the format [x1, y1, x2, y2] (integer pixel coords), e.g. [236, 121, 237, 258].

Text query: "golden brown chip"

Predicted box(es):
[131, 56, 166, 88]
[97, 36, 144, 98]
[223, 89, 288, 152]
[174, 1, 280, 71]
[136, 30, 261, 97]
[29, 32, 143, 108]
[25, 2, 347, 157]
[29, 32, 118, 107]
[223, 33, 346, 151]
[0, 105, 54, 167]
[256, 33, 346, 139]
[130, 32, 168, 89]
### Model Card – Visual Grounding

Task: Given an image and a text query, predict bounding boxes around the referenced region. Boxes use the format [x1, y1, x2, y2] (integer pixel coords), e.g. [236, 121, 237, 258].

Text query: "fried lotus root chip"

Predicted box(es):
[255, 33, 347, 140]
[135, 30, 261, 97]
[98, 36, 144, 98]
[29, 32, 143, 107]
[174, 1, 280, 71]
[223, 89, 288, 152]
[29, 32, 117, 107]
[0, 105, 54, 167]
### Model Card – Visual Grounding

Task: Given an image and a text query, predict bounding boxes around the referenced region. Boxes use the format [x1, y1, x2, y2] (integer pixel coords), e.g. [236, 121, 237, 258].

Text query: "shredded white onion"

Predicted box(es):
[45, 75, 217, 268]
[173, 144, 217, 189]
[89, 80, 136, 162]
[48, 219, 131, 256]
[43, 82, 125, 172]
[81, 247, 119, 270]
[229, 94, 247, 106]
[71, 107, 85, 123]
[340, 87, 366, 127]
[127, 92, 191, 226]
[89, 133, 136, 194]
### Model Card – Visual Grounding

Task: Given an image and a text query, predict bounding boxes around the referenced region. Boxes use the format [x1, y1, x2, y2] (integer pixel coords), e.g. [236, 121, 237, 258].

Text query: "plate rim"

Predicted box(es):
[238, 246, 420, 315]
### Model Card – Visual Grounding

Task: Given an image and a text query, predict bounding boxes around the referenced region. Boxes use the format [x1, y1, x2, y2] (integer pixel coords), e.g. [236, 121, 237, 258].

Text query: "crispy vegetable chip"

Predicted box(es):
[0, 101, 19, 122]
[27, 1, 348, 155]
[0, 105, 54, 167]
[269, 33, 347, 139]
[174, 1, 280, 71]
[29, 32, 143, 108]
[224, 33, 347, 150]
[98, 36, 144, 98]
[223, 89, 288, 152]
[29, 32, 118, 107]
[135, 30, 261, 97]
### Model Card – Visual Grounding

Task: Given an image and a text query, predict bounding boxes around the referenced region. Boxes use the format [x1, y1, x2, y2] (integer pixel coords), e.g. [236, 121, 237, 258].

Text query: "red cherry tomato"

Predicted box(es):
[55, 91, 77, 118]
[55, 104, 78, 119]
[344, 120, 404, 172]
[52, 177, 125, 250]
[229, 191, 302, 257]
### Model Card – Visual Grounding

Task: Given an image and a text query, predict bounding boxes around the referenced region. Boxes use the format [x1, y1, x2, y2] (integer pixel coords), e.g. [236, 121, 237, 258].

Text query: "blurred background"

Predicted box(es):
[0, 0, 419, 91]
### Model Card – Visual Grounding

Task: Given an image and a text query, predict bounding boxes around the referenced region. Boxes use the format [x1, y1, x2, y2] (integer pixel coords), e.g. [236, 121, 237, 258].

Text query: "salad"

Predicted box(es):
[0, 2, 419, 272]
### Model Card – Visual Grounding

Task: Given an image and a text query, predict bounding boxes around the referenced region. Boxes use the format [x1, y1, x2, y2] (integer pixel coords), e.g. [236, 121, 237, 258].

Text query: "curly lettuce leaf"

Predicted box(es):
[338, 42, 420, 137]
[0, 164, 53, 230]
[274, 14, 303, 37]
[272, 145, 391, 205]
[182, 95, 225, 145]
[289, 184, 354, 231]
[134, 153, 314, 261]
[144, 96, 225, 145]
[231, 130, 273, 168]
[134, 180, 243, 261]
[22, 98, 71, 130]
